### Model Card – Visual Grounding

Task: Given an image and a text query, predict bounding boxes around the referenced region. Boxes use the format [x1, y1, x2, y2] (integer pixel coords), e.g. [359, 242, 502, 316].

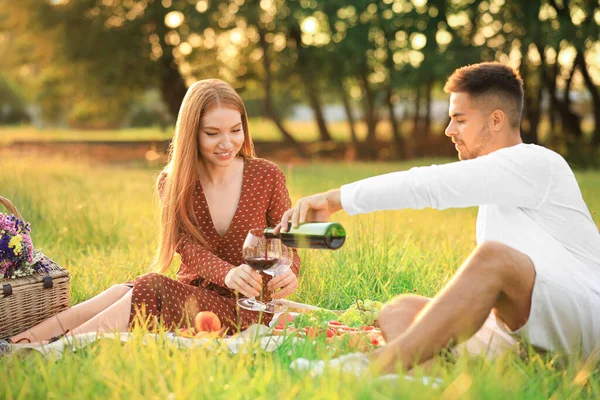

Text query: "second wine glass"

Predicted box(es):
[262, 243, 293, 313]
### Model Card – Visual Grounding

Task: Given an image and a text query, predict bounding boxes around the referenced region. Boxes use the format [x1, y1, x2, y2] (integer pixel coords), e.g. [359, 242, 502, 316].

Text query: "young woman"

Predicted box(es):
[3, 79, 300, 349]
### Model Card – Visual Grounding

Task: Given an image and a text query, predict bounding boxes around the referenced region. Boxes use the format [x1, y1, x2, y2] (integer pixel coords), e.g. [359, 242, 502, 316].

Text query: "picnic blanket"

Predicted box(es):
[7, 326, 444, 388]
[7, 323, 289, 361]
[5, 299, 518, 390]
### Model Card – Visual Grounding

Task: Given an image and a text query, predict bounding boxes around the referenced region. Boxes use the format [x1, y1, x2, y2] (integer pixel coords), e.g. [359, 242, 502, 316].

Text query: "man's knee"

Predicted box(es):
[465, 241, 535, 304]
[377, 295, 430, 339]
[473, 241, 513, 260]
[378, 295, 429, 323]
[466, 241, 526, 276]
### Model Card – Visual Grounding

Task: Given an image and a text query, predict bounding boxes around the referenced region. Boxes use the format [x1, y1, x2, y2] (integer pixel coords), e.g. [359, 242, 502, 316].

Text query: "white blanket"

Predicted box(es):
[8, 324, 291, 360]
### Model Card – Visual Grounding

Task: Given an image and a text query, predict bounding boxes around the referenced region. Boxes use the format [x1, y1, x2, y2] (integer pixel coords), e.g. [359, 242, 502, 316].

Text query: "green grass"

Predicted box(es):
[1, 154, 599, 399]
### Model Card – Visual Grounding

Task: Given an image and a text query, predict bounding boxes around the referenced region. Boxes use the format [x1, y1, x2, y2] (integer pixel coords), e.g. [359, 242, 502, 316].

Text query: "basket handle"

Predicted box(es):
[0, 196, 24, 221]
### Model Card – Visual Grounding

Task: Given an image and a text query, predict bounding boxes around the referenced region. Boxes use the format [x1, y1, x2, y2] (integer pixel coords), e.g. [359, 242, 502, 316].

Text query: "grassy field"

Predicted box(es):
[0, 154, 599, 399]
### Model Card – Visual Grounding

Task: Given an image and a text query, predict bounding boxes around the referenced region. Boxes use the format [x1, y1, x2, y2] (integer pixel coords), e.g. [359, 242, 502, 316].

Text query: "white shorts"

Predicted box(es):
[471, 207, 600, 360]
[453, 275, 600, 361]
[497, 268, 600, 360]
[452, 312, 518, 359]
[454, 253, 600, 361]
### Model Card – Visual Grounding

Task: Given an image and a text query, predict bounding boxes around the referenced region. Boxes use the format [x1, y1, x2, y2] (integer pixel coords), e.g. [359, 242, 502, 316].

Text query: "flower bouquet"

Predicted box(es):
[0, 213, 51, 279]
[0, 196, 70, 339]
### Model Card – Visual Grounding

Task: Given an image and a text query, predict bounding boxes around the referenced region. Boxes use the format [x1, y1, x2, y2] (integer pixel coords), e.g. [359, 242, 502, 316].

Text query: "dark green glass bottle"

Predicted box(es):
[264, 222, 346, 250]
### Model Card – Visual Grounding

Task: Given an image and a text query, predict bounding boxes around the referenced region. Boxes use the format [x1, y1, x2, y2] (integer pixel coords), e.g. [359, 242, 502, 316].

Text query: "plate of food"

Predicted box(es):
[270, 298, 386, 350]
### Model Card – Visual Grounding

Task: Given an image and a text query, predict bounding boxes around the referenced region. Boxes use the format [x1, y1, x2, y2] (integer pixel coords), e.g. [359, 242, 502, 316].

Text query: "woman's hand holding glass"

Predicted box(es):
[267, 245, 297, 299]
[224, 264, 262, 299]
[268, 269, 297, 299]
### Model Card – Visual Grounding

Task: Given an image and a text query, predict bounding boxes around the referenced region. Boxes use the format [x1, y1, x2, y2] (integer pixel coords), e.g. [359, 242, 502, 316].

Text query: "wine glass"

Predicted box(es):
[237, 228, 281, 312]
[262, 243, 293, 313]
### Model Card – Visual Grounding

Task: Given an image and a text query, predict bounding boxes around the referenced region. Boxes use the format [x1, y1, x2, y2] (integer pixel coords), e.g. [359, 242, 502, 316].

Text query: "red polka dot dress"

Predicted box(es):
[128, 158, 300, 334]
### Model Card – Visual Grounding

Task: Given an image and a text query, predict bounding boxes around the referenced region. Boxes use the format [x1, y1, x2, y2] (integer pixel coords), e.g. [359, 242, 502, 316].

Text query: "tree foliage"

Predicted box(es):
[2, 0, 599, 161]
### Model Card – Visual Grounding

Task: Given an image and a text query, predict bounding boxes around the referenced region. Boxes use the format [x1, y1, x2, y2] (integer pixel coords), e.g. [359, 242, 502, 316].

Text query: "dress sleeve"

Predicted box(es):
[176, 233, 235, 288]
[267, 165, 301, 276]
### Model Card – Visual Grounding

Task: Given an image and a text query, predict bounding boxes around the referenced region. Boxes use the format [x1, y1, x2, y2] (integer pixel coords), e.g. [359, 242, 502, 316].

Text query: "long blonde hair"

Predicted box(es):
[153, 79, 255, 272]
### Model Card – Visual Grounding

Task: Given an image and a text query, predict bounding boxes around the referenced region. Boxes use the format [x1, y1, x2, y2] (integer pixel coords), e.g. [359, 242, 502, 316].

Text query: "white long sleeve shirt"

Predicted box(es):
[340, 143, 600, 291]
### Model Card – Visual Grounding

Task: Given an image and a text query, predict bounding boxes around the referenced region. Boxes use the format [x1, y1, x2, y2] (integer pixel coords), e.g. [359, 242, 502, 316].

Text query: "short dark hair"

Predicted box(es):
[443, 62, 524, 129]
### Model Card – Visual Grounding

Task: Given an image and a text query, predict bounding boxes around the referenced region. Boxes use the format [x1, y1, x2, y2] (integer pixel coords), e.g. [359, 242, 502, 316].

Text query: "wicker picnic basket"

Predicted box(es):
[0, 196, 70, 339]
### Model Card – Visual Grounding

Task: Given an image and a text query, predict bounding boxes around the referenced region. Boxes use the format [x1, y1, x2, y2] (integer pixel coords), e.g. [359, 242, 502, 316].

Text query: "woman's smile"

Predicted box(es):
[215, 151, 233, 160]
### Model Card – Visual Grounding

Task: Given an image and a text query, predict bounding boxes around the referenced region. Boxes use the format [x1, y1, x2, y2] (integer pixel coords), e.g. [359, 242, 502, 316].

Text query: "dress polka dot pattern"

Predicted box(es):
[129, 158, 300, 333]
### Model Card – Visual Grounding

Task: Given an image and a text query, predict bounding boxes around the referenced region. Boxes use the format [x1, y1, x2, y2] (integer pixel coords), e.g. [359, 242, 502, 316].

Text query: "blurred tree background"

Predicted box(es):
[0, 0, 599, 164]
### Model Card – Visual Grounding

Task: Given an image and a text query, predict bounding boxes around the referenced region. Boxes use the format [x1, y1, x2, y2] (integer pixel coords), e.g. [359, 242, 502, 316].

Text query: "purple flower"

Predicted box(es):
[0, 234, 14, 258]
[0, 213, 42, 278]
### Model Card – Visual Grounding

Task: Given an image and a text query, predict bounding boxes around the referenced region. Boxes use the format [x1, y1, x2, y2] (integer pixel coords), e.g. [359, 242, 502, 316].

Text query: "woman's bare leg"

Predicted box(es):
[10, 284, 131, 343]
[65, 289, 133, 336]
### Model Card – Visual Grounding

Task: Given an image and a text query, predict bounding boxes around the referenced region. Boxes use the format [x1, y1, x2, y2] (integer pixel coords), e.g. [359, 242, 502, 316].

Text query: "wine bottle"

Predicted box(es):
[264, 222, 346, 250]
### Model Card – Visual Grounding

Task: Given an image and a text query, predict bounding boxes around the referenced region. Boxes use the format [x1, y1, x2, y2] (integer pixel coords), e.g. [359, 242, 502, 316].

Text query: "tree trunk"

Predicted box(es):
[338, 78, 359, 147]
[519, 42, 540, 144]
[548, 90, 557, 143]
[412, 87, 422, 155]
[519, 41, 531, 142]
[378, 6, 405, 159]
[257, 29, 305, 155]
[159, 55, 188, 119]
[306, 83, 332, 142]
[423, 81, 433, 138]
[412, 87, 421, 137]
[288, 25, 332, 142]
[468, 0, 484, 42]
[359, 69, 378, 158]
[541, 53, 583, 139]
[575, 50, 600, 146]
[564, 57, 577, 112]
[528, 75, 543, 145]
[545, 56, 559, 144]
[530, 44, 546, 144]
[545, 83, 582, 139]
[385, 84, 404, 158]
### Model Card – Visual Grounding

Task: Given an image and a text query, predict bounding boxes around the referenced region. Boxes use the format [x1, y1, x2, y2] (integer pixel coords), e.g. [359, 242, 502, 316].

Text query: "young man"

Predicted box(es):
[277, 62, 600, 370]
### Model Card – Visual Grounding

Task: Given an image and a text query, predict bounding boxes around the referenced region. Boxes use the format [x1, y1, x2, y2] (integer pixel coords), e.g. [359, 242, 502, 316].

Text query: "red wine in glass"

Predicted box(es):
[245, 257, 279, 271]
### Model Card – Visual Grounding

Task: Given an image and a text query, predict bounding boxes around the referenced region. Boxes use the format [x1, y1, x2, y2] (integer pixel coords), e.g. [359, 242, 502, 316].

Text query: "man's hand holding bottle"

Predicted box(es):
[275, 189, 343, 233]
